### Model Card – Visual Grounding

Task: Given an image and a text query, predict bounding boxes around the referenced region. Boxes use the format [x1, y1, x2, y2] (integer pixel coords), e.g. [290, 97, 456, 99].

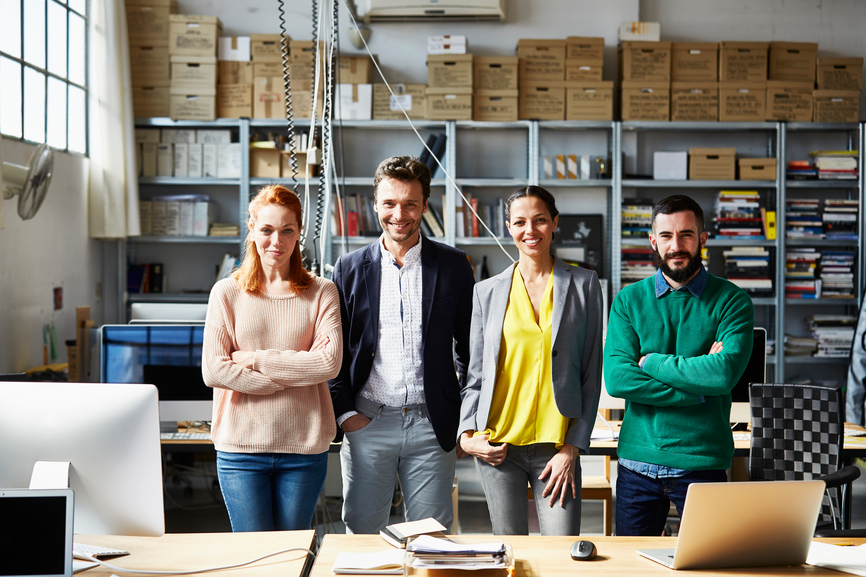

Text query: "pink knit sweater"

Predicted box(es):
[202, 276, 342, 455]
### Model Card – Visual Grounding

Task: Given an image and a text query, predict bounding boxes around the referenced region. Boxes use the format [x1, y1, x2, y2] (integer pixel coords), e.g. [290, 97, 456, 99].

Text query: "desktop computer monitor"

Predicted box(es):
[129, 302, 208, 324]
[100, 324, 212, 424]
[0, 382, 164, 536]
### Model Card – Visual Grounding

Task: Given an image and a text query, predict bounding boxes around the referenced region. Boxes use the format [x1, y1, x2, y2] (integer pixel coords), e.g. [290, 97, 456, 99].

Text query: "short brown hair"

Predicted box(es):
[373, 156, 431, 202]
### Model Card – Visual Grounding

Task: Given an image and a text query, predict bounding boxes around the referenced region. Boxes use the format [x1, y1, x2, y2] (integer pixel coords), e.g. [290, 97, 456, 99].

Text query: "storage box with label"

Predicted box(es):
[218, 36, 251, 62]
[427, 54, 473, 88]
[719, 82, 766, 122]
[565, 61, 603, 82]
[473, 90, 518, 122]
[218, 84, 252, 118]
[196, 129, 231, 143]
[517, 39, 566, 82]
[254, 61, 283, 78]
[339, 55, 375, 84]
[671, 42, 718, 81]
[219, 61, 253, 85]
[373, 83, 427, 120]
[141, 142, 158, 176]
[566, 37, 604, 62]
[130, 45, 170, 86]
[519, 81, 567, 120]
[280, 150, 316, 178]
[766, 81, 813, 122]
[426, 86, 472, 120]
[813, 90, 860, 123]
[816, 57, 864, 90]
[670, 82, 718, 122]
[218, 143, 241, 179]
[253, 76, 286, 119]
[474, 57, 518, 91]
[251, 34, 286, 62]
[653, 151, 688, 180]
[169, 90, 216, 121]
[290, 41, 325, 63]
[133, 86, 170, 117]
[769, 42, 818, 83]
[689, 148, 736, 180]
[619, 22, 661, 42]
[250, 144, 281, 178]
[565, 81, 613, 121]
[620, 80, 670, 121]
[619, 41, 671, 82]
[126, 0, 177, 46]
[160, 128, 196, 143]
[135, 128, 161, 143]
[719, 42, 768, 82]
[739, 158, 777, 180]
[428, 35, 467, 55]
[170, 56, 217, 91]
[336, 84, 373, 120]
[169, 15, 221, 57]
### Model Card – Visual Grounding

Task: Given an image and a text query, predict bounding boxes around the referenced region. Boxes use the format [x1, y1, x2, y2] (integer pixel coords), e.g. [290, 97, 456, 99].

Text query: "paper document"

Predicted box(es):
[332, 550, 406, 574]
[807, 542, 866, 576]
[407, 535, 505, 555]
[590, 428, 618, 441]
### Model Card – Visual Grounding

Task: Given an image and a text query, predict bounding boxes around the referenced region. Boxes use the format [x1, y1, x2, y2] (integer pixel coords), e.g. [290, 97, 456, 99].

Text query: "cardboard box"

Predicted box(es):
[426, 86, 473, 120]
[339, 55, 374, 84]
[280, 151, 316, 178]
[133, 85, 170, 117]
[565, 81, 613, 121]
[670, 81, 718, 122]
[130, 45, 170, 86]
[813, 90, 861, 123]
[653, 151, 688, 180]
[566, 37, 604, 62]
[169, 90, 216, 121]
[251, 34, 286, 62]
[218, 84, 252, 118]
[739, 158, 777, 180]
[619, 41, 671, 82]
[619, 22, 661, 42]
[156, 143, 173, 176]
[126, 0, 176, 46]
[428, 35, 467, 55]
[816, 57, 864, 90]
[254, 61, 283, 78]
[719, 82, 766, 122]
[202, 143, 218, 177]
[519, 81, 567, 120]
[168, 15, 221, 57]
[169, 56, 217, 92]
[160, 128, 195, 143]
[135, 128, 161, 143]
[250, 145, 281, 178]
[719, 42, 768, 82]
[290, 41, 325, 63]
[769, 42, 817, 83]
[188, 143, 203, 177]
[620, 80, 670, 121]
[427, 54, 473, 88]
[473, 90, 519, 122]
[565, 61, 603, 82]
[253, 76, 285, 119]
[218, 143, 241, 179]
[474, 56, 518, 91]
[517, 39, 566, 82]
[219, 61, 254, 85]
[141, 143, 158, 176]
[173, 142, 188, 177]
[218, 36, 251, 61]
[336, 84, 373, 120]
[196, 130, 231, 143]
[689, 147, 736, 180]
[373, 83, 427, 120]
[671, 42, 718, 81]
[766, 81, 813, 122]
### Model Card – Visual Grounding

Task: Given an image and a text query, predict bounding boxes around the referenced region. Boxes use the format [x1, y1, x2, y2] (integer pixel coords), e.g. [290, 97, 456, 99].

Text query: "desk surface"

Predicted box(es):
[76, 530, 315, 577]
[312, 534, 863, 577]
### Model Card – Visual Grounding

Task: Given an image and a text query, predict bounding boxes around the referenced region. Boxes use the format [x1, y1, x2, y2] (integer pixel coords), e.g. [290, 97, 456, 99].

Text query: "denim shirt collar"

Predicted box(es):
[654, 265, 707, 299]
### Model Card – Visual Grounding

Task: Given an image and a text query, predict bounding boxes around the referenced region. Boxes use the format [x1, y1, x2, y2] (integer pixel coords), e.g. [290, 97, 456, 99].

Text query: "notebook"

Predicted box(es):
[0, 488, 75, 577]
[638, 480, 825, 570]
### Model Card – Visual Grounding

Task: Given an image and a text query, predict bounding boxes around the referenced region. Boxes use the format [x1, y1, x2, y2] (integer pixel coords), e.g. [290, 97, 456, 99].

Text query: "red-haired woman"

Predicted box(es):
[202, 185, 342, 531]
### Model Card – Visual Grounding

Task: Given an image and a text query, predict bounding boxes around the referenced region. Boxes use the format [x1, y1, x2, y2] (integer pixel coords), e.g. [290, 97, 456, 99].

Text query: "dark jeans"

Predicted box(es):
[615, 463, 727, 536]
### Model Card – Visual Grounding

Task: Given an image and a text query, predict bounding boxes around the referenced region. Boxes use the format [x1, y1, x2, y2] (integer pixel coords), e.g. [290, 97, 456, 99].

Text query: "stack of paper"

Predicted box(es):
[407, 535, 507, 570]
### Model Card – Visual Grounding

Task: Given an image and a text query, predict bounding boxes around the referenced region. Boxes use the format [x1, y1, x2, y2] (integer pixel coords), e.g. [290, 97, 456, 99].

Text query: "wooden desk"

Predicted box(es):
[76, 530, 315, 577]
[311, 534, 863, 577]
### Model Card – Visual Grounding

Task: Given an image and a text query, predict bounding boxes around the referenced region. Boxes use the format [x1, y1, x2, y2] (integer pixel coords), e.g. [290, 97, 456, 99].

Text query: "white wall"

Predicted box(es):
[0, 139, 103, 374]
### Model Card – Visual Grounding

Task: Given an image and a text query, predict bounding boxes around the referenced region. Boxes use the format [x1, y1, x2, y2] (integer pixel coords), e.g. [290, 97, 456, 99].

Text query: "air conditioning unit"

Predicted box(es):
[361, 0, 506, 22]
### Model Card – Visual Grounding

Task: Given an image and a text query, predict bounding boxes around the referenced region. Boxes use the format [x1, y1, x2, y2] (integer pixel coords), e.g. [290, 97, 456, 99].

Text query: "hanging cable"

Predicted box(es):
[277, 0, 299, 190]
[314, 0, 339, 274]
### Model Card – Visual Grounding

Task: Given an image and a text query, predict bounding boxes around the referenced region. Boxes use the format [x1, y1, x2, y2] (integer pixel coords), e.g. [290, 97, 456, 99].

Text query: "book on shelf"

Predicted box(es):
[209, 223, 240, 236]
[127, 263, 164, 294]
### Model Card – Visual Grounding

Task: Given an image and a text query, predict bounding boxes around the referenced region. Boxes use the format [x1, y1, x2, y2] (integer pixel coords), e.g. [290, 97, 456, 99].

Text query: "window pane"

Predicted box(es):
[47, 76, 66, 149]
[0, 57, 23, 138]
[69, 0, 85, 16]
[24, 0, 46, 69]
[0, 0, 22, 58]
[48, 1, 68, 78]
[68, 85, 85, 153]
[24, 67, 46, 143]
[68, 12, 84, 85]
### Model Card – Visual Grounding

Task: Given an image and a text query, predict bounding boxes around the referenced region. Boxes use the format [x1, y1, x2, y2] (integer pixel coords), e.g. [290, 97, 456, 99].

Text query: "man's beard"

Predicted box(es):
[654, 244, 703, 283]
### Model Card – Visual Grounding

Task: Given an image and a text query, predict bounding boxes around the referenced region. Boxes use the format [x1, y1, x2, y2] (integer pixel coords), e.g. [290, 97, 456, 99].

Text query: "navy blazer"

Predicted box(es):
[328, 236, 475, 451]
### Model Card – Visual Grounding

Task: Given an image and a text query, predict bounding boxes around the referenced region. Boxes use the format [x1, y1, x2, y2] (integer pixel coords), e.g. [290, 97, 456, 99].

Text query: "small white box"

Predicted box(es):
[141, 143, 158, 177]
[336, 84, 372, 120]
[567, 155, 578, 179]
[218, 36, 251, 61]
[160, 128, 196, 143]
[188, 144, 203, 178]
[173, 143, 189, 177]
[157, 143, 174, 176]
[196, 129, 232, 143]
[428, 35, 466, 45]
[194, 201, 218, 236]
[217, 143, 241, 178]
[580, 154, 592, 179]
[619, 22, 661, 42]
[555, 155, 566, 179]
[653, 151, 688, 180]
[542, 156, 554, 179]
[180, 201, 195, 235]
[202, 143, 219, 178]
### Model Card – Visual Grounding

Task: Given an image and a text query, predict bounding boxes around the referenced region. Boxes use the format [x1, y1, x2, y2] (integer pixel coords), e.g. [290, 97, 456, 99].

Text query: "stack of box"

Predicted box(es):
[256, 40, 325, 120]
[373, 83, 428, 120]
[517, 39, 567, 120]
[128, 0, 177, 117]
[427, 47, 473, 120]
[814, 56, 863, 122]
[216, 34, 255, 118]
[168, 15, 221, 120]
[135, 127, 238, 179]
[565, 37, 612, 120]
[718, 41, 767, 122]
[473, 56, 518, 121]
[670, 42, 718, 121]
[336, 55, 375, 120]
[689, 148, 736, 180]
[619, 41, 671, 121]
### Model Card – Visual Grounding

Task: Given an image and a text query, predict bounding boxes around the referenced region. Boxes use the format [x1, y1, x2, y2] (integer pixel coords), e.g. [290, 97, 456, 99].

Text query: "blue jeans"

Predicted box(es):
[216, 451, 328, 532]
[615, 464, 727, 536]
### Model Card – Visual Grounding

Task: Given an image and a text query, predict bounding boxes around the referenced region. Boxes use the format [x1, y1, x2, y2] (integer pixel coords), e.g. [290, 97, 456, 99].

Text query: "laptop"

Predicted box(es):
[0, 489, 75, 577]
[638, 480, 825, 570]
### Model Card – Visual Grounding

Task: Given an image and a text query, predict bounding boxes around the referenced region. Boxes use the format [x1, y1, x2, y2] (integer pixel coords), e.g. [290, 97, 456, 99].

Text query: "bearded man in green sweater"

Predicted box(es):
[604, 194, 754, 536]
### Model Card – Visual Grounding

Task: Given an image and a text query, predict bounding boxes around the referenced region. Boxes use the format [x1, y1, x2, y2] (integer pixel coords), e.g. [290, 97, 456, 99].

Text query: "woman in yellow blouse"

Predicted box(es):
[458, 186, 603, 535]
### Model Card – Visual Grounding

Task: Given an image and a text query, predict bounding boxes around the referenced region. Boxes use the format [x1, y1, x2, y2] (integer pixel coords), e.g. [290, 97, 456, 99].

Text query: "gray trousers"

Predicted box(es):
[475, 443, 582, 536]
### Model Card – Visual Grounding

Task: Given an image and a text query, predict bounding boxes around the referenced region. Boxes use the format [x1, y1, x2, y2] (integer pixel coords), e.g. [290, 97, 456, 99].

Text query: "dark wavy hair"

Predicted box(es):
[373, 156, 431, 203]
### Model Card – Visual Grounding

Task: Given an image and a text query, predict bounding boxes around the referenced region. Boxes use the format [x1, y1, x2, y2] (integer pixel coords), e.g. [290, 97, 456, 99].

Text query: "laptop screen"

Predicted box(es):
[0, 489, 73, 577]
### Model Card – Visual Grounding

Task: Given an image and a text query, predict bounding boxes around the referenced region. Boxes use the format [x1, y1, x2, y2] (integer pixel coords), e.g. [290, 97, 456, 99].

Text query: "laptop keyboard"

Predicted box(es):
[73, 542, 129, 559]
[160, 432, 211, 440]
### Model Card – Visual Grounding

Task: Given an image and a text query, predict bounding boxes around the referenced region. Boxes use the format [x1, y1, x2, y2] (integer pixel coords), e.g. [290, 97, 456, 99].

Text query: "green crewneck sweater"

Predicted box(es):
[604, 272, 754, 471]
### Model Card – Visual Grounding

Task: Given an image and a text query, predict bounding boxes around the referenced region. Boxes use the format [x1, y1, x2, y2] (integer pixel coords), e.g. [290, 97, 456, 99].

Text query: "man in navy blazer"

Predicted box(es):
[329, 156, 474, 534]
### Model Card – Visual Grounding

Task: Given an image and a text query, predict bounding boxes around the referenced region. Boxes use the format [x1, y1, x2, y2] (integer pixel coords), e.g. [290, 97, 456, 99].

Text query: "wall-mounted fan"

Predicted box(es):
[1, 142, 54, 221]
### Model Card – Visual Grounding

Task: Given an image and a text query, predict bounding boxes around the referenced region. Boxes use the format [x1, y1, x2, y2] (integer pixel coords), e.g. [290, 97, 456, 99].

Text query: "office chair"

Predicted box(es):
[749, 382, 861, 534]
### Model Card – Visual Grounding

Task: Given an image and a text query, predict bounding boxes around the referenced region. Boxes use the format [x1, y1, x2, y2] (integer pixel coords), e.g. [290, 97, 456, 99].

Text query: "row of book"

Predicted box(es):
[786, 248, 856, 299]
[621, 198, 652, 238]
[713, 190, 775, 240]
[785, 314, 857, 358]
[787, 150, 859, 180]
[785, 198, 858, 240]
[724, 246, 772, 295]
[127, 263, 164, 294]
[139, 196, 218, 237]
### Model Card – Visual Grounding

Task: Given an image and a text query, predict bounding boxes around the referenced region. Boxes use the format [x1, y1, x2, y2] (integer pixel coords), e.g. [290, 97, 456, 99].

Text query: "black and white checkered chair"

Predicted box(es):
[749, 383, 860, 533]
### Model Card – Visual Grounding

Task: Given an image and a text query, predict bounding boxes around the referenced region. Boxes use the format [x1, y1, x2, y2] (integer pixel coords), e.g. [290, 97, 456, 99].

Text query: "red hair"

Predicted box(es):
[232, 185, 313, 295]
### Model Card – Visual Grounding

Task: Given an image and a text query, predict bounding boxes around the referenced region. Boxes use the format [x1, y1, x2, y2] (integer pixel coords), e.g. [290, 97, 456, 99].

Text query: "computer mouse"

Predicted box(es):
[570, 539, 597, 560]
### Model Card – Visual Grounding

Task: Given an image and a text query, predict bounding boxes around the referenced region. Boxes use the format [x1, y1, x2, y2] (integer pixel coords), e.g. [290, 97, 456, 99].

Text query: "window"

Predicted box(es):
[0, 0, 88, 154]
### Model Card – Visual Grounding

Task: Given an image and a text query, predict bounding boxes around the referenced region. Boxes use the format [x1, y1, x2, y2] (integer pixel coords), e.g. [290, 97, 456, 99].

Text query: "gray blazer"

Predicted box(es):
[458, 257, 603, 454]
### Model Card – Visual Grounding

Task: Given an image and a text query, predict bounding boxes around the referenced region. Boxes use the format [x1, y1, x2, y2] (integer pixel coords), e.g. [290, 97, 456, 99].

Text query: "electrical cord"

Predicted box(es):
[72, 547, 315, 575]
[277, 0, 299, 189]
